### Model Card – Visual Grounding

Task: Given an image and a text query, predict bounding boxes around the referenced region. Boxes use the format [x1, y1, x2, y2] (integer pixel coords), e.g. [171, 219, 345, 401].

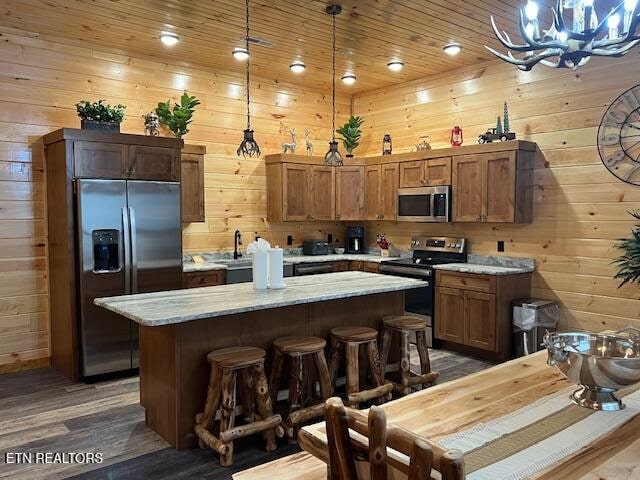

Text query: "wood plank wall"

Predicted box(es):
[0, 27, 348, 371]
[353, 54, 640, 333]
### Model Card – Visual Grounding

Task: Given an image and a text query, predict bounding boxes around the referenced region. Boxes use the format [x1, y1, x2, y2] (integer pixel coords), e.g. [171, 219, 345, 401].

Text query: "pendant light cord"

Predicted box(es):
[331, 11, 336, 142]
[245, 0, 251, 130]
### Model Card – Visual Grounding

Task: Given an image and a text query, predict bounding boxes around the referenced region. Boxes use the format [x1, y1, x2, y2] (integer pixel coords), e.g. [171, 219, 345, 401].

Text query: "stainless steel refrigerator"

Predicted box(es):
[77, 179, 182, 377]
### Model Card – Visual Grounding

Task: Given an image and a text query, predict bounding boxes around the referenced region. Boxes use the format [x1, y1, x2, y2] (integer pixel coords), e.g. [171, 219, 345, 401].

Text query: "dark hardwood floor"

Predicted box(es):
[0, 349, 494, 479]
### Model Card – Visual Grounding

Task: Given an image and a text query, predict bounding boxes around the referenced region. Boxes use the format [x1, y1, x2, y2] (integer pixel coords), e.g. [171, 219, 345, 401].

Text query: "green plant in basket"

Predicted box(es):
[614, 210, 640, 287]
[155, 91, 201, 139]
[75, 100, 126, 123]
[336, 115, 364, 156]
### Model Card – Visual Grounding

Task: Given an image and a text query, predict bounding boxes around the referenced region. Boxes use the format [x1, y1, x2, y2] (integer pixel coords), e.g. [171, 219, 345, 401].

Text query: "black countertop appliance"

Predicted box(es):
[346, 226, 365, 254]
[303, 240, 330, 256]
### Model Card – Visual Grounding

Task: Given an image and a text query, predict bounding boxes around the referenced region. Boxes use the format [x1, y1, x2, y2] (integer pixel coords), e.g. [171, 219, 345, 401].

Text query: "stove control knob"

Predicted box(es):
[446, 243, 452, 247]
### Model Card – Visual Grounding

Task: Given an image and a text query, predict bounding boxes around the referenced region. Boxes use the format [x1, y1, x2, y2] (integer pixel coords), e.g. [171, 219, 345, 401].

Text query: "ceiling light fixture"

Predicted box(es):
[341, 73, 357, 85]
[159, 32, 179, 46]
[443, 42, 462, 55]
[387, 60, 405, 71]
[324, 4, 343, 167]
[486, 0, 640, 70]
[290, 61, 306, 73]
[236, 0, 260, 158]
[232, 47, 249, 61]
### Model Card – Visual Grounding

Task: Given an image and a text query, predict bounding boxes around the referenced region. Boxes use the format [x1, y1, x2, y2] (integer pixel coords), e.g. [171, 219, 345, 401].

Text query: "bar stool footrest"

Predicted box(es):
[286, 402, 326, 429]
[194, 424, 230, 455]
[347, 382, 393, 406]
[218, 414, 283, 443]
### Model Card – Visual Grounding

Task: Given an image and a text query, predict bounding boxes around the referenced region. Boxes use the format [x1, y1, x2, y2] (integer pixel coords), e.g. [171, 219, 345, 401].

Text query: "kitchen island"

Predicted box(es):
[95, 271, 426, 449]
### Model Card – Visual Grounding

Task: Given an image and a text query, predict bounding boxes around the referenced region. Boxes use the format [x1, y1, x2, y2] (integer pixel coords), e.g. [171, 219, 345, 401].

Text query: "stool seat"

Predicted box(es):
[273, 336, 326, 354]
[208, 346, 266, 369]
[331, 326, 378, 343]
[383, 315, 427, 331]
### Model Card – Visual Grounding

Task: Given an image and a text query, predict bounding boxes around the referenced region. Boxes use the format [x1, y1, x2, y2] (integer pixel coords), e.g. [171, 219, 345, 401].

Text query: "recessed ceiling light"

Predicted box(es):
[341, 73, 356, 85]
[387, 61, 404, 71]
[290, 61, 306, 73]
[159, 32, 179, 46]
[443, 42, 462, 56]
[232, 47, 249, 60]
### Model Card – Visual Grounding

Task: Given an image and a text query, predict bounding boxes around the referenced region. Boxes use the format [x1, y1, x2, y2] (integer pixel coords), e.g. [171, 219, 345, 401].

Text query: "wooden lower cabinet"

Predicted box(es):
[435, 270, 531, 361]
[182, 270, 226, 288]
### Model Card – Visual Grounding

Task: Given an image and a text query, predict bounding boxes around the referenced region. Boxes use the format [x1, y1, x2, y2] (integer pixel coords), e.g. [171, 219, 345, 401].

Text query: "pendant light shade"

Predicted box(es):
[237, 0, 261, 158]
[324, 4, 343, 167]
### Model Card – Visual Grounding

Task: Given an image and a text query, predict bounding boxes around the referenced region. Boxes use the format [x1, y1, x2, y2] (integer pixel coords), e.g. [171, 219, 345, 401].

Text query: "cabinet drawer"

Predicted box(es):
[362, 262, 380, 273]
[436, 271, 496, 293]
[128, 145, 180, 181]
[183, 270, 225, 288]
[350, 261, 364, 271]
[332, 261, 350, 272]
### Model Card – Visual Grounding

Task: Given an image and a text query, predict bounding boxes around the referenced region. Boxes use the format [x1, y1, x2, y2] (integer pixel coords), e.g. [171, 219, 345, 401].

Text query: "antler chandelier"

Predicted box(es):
[486, 0, 640, 70]
[324, 4, 343, 167]
[237, 0, 260, 158]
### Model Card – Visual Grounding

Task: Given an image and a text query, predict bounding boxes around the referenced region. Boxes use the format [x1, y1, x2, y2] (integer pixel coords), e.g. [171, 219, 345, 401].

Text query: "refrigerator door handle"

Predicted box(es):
[122, 207, 131, 294]
[129, 206, 138, 293]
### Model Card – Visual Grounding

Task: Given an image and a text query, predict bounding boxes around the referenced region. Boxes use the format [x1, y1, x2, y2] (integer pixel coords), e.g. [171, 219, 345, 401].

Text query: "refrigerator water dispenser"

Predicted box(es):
[92, 229, 120, 272]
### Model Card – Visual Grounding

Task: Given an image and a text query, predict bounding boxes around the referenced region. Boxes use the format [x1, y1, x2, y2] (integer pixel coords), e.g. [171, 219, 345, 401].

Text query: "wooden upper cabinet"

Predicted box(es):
[484, 152, 516, 223]
[74, 141, 127, 178]
[128, 145, 180, 181]
[425, 157, 452, 185]
[452, 155, 484, 222]
[181, 145, 206, 223]
[399, 158, 451, 187]
[364, 165, 381, 220]
[283, 163, 310, 222]
[336, 166, 364, 221]
[399, 161, 424, 188]
[464, 291, 496, 351]
[380, 163, 399, 220]
[453, 150, 532, 223]
[309, 166, 335, 221]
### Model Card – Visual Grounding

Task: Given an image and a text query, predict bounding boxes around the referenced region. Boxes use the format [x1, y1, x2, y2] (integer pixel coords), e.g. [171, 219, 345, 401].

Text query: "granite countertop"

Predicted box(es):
[183, 253, 400, 273]
[94, 271, 426, 327]
[432, 263, 533, 275]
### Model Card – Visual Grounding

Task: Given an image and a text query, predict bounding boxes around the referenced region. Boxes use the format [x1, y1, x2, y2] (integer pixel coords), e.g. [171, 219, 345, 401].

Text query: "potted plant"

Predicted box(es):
[155, 91, 201, 139]
[614, 210, 640, 287]
[337, 115, 364, 157]
[75, 100, 126, 132]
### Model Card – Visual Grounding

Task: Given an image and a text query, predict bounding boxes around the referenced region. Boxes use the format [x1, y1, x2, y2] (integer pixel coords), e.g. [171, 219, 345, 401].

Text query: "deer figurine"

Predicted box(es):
[281, 127, 297, 154]
[304, 128, 313, 156]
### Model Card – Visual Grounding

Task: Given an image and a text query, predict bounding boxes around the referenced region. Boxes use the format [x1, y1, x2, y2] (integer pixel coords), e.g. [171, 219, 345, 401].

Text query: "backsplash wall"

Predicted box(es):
[354, 55, 640, 333]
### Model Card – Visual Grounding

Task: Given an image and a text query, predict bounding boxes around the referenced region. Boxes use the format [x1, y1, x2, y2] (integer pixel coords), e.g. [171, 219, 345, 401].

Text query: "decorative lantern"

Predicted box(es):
[143, 112, 160, 136]
[450, 125, 463, 147]
[382, 133, 392, 155]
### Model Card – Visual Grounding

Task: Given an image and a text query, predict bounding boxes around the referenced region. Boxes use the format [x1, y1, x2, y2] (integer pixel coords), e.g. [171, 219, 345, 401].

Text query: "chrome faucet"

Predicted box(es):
[234, 230, 243, 259]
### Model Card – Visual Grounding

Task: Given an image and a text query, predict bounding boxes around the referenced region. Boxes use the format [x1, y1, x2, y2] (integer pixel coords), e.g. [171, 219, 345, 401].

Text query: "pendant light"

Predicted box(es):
[236, 0, 261, 158]
[324, 4, 343, 167]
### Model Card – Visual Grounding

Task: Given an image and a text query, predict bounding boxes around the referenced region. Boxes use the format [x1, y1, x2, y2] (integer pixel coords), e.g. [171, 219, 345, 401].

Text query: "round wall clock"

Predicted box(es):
[598, 84, 640, 185]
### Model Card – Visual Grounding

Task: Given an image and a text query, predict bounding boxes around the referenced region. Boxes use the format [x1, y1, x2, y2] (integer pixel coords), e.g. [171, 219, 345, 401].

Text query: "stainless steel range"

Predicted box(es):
[379, 236, 467, 346]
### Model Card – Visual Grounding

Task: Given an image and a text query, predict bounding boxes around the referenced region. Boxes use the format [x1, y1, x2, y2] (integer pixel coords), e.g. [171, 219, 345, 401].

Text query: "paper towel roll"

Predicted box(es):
[252, 251, 269, 290]
[268, 247, 285, 289]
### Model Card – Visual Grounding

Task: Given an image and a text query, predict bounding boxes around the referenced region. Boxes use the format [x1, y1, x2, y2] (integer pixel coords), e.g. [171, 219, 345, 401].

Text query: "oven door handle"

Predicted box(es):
[379, 265, 431, 279]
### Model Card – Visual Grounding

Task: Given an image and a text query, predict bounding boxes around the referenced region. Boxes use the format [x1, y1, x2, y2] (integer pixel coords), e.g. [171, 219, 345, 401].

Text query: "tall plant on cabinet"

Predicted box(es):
[337, 115, 364, 157]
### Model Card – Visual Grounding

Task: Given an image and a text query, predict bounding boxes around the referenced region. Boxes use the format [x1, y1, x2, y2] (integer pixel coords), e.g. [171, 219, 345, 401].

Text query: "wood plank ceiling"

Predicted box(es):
[0, 0, 596, 93]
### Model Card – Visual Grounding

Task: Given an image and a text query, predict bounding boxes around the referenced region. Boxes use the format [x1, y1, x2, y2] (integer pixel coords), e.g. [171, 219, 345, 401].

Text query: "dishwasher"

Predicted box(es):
[293, 262, 335, 276]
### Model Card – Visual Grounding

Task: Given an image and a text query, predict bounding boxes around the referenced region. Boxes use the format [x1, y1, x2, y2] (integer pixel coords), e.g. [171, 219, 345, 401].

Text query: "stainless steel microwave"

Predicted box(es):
[397, 185, 451, 222]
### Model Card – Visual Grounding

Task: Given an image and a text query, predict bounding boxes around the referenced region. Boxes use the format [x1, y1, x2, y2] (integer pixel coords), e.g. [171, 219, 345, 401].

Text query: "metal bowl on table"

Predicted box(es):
[543, 328, 640, 411]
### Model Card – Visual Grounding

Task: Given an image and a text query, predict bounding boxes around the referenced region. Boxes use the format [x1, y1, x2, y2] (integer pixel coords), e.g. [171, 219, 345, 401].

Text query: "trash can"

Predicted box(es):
[512, 298, 559, 358]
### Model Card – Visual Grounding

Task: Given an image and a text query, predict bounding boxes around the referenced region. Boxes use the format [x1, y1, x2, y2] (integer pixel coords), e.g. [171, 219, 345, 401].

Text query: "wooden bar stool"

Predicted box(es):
[327, 326, 393, 408]
[195, 346, 283, 466]
[380, 315, 439, 396]
[268, 336, 333, 441]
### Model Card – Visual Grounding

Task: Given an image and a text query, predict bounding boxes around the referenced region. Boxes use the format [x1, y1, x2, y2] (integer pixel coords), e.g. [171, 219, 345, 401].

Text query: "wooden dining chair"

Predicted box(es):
[324, 397, 465, 480]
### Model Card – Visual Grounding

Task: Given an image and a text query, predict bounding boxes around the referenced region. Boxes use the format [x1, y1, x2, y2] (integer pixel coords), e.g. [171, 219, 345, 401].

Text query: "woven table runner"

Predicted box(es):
[438, 387, 640, 480]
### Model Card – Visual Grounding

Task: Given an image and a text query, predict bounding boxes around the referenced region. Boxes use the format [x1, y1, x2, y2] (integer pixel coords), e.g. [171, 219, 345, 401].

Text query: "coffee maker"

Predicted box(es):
[346, 226, 365, 254]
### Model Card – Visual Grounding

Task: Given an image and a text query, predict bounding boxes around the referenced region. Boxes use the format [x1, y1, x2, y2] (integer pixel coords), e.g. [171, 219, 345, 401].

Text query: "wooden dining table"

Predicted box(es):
[235, 351, 640, 480]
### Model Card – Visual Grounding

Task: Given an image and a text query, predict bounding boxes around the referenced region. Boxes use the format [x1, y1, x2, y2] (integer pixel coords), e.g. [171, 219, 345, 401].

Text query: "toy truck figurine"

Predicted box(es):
[478, 128, 516, 143]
